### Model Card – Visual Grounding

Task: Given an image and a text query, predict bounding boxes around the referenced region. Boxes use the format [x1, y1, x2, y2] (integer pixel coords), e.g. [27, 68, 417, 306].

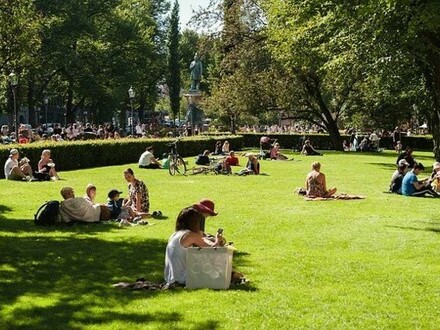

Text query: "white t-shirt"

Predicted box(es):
[4, 157, 17, 179]
[138, 151, 155, 166]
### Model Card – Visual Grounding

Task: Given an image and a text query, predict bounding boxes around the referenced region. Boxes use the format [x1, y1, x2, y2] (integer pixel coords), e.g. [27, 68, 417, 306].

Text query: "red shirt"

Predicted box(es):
[225, 155, 239, 166]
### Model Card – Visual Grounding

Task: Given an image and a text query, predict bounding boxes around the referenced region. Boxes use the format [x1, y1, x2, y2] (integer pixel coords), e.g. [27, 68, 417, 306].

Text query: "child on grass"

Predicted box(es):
[106, 189, 146, 225]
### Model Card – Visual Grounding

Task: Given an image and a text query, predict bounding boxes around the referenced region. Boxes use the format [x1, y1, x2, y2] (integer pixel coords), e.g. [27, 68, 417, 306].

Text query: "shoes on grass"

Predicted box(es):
[119, 219, 132, 227]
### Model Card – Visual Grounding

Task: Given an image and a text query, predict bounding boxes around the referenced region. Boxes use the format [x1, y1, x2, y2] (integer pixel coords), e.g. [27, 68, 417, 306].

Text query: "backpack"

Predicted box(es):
[34, 201, 60, 226]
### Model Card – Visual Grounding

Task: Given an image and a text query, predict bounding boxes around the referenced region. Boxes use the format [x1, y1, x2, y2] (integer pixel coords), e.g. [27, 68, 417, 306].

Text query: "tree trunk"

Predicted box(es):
[27, 79, 36, 127]
[66, 85, 75, 124]
[425, 34, 440, 160]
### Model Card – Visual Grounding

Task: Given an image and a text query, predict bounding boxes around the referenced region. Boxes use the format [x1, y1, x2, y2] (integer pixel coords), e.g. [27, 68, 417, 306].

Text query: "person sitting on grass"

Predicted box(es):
[396, 147, 415, 168]
[195, 150, 211, 166]
[3, 148, 34, 181]
[106, 189, 145, 225]
[401, 163, 439, 197]
[237, 153, 260, 175]
[164, 207, 223, 287]
[390, 159, 409, 194]
[300, 140, 323, 156]
[161, 153, 170, 170]
[123, 168, 151, 218]
[213, 141, 222, 155]
[222, 140, 230, 155]
[269, 142, 289, 160]
[305, 162, 337, 198]
[37, 149, 60, 180]
[138, 146, 162, 169]
[225, 151, 240, 167]
[59, 186, 112, 223]
[430, 162, 440, 193]
[192, 199, 218, 235]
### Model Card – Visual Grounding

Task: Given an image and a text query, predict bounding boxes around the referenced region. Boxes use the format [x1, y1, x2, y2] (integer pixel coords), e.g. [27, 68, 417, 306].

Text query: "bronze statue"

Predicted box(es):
[190, 53, 202, 92]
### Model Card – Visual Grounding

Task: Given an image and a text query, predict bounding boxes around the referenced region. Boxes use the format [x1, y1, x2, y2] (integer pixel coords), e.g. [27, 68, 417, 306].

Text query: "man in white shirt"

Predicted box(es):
[59, 187, 111, 223]
[4, 148, 34, 180]
[138, 146, 162, 169]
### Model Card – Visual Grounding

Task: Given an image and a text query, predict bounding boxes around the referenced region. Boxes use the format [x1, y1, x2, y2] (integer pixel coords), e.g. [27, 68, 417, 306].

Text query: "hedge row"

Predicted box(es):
[0, 133, 434, 179]
[240, 133, 434, 151]
[0, 136, 244, 179]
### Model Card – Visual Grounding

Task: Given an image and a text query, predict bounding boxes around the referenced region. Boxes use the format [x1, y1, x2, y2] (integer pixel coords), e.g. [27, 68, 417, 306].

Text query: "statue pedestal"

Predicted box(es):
[183, 91, 204, 135]
[184, 91, 203, 105]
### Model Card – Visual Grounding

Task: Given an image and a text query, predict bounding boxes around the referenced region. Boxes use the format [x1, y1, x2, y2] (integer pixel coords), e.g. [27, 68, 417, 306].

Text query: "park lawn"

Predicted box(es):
[1, 150, 440, 329]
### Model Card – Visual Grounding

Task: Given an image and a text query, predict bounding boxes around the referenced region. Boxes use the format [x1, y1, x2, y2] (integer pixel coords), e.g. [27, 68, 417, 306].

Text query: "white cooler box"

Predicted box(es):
[186, 247, 234, 289]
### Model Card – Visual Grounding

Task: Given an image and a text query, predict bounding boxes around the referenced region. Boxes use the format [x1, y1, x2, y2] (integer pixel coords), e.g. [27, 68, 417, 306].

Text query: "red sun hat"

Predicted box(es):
[193, 199, 218, 216]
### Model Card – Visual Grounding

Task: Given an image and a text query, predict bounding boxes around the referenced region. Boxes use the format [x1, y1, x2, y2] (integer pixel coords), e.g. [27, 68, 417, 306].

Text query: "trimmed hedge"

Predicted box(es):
[239, 133, 434, 151]
[1, 133, 434, 179]
[0, 136, 244, 179]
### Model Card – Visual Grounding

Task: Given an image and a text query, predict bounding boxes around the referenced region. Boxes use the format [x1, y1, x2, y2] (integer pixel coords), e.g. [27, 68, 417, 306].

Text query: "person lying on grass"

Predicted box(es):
[164, 207, 223, 287]
[305, 162, 337, 198]
[60, 186, 111, 223]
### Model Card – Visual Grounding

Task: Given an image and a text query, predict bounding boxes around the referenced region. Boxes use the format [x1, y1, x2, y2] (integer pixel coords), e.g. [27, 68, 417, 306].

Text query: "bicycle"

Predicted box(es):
[191, 156, 230, 175]
[167, 140, 187, 176]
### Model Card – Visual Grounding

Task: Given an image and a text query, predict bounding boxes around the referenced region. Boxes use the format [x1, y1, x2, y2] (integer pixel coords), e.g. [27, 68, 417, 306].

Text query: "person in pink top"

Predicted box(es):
[269, 142, 289, 160]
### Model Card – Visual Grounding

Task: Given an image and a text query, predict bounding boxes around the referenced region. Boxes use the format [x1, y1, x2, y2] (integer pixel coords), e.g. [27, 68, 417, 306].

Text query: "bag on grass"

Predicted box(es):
[34, 201, 60, 226]
[186, 247, 234, 289]
[33, 171, 51, 181]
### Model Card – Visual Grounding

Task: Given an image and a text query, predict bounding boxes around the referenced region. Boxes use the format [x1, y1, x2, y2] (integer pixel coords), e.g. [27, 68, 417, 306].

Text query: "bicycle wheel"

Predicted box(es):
[168, 156, 177, 176]
[175, 156, 187, 175]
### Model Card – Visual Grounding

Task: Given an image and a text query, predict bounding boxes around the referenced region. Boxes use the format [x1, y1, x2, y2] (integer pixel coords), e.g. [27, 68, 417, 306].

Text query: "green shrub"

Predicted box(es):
[0, 136, 244, 178]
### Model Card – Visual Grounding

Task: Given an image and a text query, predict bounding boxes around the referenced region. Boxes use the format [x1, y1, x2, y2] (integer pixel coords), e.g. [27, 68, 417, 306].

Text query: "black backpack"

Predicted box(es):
[34, 201, 60, 226]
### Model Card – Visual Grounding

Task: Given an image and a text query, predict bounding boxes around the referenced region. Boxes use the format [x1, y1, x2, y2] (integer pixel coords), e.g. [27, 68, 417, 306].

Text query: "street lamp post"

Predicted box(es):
[44, 96, 49, 131]
[128, 86, 135, 136]
[8, 71, 18, 140]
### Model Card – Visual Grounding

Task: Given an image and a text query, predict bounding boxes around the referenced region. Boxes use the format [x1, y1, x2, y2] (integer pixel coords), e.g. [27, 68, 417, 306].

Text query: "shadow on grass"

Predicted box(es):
[386, 225, 440, 234]
[367, 162, 397, 170]
[0, 204, 13, 215]
[0, 218, 256, 328]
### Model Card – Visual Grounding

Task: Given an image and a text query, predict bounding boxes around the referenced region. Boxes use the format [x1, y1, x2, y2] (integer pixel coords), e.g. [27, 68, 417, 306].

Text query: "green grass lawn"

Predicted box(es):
[1, 150, 440, 329]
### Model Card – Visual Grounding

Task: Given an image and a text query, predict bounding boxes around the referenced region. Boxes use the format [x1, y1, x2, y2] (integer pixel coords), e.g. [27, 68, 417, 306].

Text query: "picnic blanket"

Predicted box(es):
[113, 278, 167, 290]
[304, 194, 365, 201]
[113, 271, 248, 291]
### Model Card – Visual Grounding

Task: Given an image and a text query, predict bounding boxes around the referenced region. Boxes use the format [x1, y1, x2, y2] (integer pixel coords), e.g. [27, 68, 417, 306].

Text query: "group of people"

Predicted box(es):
[390, 148, 440, 197]
[59, 168, 152, 225]
[3, 148, 59, 181]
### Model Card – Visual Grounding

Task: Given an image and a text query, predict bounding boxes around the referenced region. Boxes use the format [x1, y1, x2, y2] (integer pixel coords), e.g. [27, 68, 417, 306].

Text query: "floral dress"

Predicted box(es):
[128, 179, 149, 213]
[306, 172, 327, 197]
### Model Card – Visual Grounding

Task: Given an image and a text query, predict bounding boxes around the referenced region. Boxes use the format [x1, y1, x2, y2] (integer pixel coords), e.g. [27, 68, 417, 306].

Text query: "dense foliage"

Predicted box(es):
[2, 0, 440, 156]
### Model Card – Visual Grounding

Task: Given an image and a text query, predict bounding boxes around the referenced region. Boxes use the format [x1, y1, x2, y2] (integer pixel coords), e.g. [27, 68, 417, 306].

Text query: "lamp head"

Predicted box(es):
[128, 86, 135, 99]
[9, 71, 18, 86]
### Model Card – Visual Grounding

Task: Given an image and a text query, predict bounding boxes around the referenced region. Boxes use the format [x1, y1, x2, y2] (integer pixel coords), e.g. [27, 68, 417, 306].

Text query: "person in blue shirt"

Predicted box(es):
[401, 163, 439, 197]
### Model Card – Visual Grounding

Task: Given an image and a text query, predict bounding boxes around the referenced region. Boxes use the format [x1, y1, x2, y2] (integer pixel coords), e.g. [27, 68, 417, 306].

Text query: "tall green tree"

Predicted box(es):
[167, 0, 181, 122]
[0, 0, 40, 127]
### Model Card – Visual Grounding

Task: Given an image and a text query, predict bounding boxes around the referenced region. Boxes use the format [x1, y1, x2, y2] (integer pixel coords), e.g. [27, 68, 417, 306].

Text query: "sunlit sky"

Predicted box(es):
[178, 0, 211, 30]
